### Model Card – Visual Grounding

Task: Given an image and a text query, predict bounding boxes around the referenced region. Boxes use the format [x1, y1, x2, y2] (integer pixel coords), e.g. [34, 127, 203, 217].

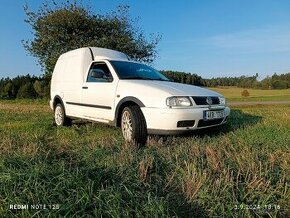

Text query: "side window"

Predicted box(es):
[87, 62, 113, 82]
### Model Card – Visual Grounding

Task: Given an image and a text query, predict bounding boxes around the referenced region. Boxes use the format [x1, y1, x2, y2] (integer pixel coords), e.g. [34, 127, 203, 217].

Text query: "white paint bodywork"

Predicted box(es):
[50, 47, 230, 134]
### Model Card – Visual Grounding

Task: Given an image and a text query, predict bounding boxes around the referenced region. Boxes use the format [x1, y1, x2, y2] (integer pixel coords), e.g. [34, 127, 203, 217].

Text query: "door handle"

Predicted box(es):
[82, 86, 88, 89]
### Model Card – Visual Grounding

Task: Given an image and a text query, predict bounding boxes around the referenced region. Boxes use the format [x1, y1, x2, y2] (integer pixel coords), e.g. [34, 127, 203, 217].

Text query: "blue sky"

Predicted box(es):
[1, 0, 290, 79]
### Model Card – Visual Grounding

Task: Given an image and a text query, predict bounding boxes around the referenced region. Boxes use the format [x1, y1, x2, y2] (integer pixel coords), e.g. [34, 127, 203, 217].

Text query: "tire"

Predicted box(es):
[121, 105, 147, 146]
[54, 103, 72, 126]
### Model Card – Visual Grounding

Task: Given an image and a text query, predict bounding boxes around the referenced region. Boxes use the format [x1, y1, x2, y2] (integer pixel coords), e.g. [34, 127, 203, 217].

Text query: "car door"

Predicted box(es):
[81, 61, 118, 122]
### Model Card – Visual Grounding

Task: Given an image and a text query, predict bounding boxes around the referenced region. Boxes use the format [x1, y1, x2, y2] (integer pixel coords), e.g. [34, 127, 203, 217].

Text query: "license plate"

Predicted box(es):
[204, 110, 225, 120]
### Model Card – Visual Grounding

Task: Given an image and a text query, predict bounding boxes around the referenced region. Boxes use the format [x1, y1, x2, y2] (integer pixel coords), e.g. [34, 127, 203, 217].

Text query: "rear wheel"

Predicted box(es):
[54, 103, 72, 126]
[121, 105, 147, 146]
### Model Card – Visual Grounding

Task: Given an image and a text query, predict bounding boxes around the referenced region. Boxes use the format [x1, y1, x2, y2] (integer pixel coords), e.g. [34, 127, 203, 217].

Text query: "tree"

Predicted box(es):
[33, 80, 45, 97]
[160, 70, 204, 86]
[3, 82, 16, 99]
[23, 1, 160, 77]
[16, 83, 37, 99]
[272, 80, 289, 89]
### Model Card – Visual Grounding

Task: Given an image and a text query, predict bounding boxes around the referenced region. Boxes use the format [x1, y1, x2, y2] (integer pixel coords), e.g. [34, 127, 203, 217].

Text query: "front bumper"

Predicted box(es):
[141, 106, 230, 135]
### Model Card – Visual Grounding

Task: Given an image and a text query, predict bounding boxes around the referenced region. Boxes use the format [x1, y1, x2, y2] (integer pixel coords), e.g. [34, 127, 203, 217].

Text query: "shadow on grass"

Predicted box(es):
[1, 146, 215, 217]
[63, 109, 262, 144]
[153, 109, 262, 142]
[46, 126, 211, 216]
[79, 155, 209, 217]
[194, 109, 262, 136]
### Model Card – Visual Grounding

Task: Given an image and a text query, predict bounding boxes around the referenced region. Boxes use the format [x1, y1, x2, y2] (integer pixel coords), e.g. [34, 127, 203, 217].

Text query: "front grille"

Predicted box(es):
[192, 96, 220, 105]
[197, 118, 224, 127]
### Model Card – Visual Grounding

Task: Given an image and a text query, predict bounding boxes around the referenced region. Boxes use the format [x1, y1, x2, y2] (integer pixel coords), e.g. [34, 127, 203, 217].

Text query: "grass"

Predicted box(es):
[209, 86, 290, 102]
[0, 100, 289, 217]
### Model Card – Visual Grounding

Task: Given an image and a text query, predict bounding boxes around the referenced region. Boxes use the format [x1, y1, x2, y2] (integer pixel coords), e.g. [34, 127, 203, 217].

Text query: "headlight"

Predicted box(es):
[219, 97, 226, 105]
[166, 96, 192, 107]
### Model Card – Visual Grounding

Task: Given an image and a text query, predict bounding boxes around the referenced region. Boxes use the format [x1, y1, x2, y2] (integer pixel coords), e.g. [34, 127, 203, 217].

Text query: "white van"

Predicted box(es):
[50, 47, 230, 146]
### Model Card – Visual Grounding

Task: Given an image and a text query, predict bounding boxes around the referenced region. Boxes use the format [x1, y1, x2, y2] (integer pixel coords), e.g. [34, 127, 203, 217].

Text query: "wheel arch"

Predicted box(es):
[53, 95, 65, 111]
[114, 97, 145, 127]
[53, 95, 72, 126]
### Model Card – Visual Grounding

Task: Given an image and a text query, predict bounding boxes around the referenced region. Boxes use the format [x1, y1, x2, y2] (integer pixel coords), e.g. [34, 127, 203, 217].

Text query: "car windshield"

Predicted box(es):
[110, 61, 170, 81]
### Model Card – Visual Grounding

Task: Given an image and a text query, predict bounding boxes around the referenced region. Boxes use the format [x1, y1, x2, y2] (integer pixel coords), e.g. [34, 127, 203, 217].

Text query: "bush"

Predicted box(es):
[241, 89, 250, 97]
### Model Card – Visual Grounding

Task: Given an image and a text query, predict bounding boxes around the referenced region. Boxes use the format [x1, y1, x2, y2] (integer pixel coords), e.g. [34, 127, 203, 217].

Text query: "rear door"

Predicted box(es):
[81, 61, 118, 122]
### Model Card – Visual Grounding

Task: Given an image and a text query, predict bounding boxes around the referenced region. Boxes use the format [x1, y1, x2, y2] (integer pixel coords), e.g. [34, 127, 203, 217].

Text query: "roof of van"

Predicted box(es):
[59, 47, 129, 61]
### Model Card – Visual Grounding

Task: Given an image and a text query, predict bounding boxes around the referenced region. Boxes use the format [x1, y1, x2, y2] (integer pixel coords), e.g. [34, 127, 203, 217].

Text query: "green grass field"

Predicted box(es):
[210, 87, 290, 102]
[0, 100, 289, 217]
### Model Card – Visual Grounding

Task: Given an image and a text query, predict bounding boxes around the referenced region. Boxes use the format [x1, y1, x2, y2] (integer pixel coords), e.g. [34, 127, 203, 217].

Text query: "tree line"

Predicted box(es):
[161, 71, 204, 86]
[161, 71, 290, 89]
[204, 73, 290, 89]
[0, 75, 50, 99]
[1, 72, 289, 100]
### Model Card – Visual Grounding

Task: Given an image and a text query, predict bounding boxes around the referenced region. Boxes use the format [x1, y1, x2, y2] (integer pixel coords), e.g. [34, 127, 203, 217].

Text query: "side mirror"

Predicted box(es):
[91, 69, 105, 79]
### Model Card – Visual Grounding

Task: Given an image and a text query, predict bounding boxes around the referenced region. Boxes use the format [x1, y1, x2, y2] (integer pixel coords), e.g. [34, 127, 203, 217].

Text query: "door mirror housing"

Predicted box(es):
[91, 69, 105, 79]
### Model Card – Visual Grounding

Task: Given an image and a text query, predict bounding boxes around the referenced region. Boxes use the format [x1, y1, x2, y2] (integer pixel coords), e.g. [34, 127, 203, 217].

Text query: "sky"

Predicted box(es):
[1, 0, 290, 79]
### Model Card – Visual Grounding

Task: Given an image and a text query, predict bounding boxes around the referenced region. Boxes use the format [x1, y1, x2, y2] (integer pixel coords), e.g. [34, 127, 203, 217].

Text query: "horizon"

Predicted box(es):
[1, 69, 287, 82]
[1, 0, 290, 79]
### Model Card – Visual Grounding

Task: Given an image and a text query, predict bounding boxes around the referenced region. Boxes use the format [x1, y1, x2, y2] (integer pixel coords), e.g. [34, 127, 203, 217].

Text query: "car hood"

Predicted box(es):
[119, 80, 222, 97]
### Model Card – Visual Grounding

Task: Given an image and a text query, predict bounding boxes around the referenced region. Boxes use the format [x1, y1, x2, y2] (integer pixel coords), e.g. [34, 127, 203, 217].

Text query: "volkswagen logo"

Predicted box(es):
[206, 97, 212, 106]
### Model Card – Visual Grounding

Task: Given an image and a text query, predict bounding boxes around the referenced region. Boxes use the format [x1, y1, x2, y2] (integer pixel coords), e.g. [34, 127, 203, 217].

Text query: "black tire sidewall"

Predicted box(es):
[122, 106, 147, 146]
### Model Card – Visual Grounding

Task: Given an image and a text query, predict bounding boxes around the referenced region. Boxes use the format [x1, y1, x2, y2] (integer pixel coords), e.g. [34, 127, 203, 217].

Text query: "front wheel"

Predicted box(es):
[121, 105, 147, 146]
[54, 103, 72, 126]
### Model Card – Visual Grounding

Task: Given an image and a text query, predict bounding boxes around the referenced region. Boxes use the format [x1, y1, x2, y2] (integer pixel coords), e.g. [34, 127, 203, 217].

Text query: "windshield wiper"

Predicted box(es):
[122, 77, 169, 81]
[123, 76, 148, 80]
[148, 78, 169, 81]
